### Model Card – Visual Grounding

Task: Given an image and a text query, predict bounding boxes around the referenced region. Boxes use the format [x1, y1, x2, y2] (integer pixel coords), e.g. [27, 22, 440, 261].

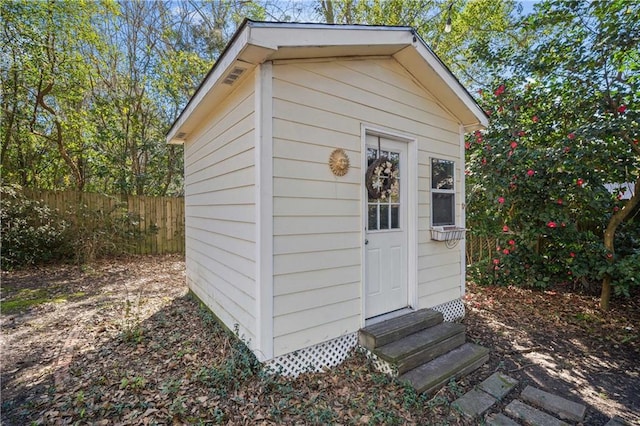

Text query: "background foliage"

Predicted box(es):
[1, 0, 638, 304]
[465, 0, 639, 304]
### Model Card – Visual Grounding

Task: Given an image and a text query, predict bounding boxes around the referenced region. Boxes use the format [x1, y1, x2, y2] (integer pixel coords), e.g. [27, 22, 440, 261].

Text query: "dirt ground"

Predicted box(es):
[1, 255, 638, 425]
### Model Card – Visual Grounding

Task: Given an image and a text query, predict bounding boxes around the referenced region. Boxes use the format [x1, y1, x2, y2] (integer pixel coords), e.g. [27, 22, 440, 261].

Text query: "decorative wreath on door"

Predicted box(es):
[366, 157, 399, 200]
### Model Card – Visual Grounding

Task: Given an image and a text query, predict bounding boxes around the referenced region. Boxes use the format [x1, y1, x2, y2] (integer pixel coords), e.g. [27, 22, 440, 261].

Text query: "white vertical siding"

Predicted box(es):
[270, 58, 464, 356]
[184, 71, 257, 346]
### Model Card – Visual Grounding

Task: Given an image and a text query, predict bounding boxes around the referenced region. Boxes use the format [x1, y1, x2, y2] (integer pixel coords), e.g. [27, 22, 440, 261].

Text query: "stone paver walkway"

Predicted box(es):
[451, 372, 631, 425]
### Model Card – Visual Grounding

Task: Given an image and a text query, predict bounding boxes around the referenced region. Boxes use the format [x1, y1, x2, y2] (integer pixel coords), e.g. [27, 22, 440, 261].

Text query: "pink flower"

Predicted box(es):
[482, 158, 487, 165]
[510, 141, 518, 149]
[508, 240, 515, 246]
[494, 84, 505, 96]
[547, 221, 557, 228]
[568, 132, 576, 140]
[577, 178, 584, 187]
[606, 253, 613, 259]
[503, 248, 510, 255]
[527, 169, 535, 177]
[517, 131, 526, 137]
[618, 105, 627, 114]
[557, 198, 563, 205]
[569, 252, 576, 258]
[502, 225, 510, 232]
[493, 258, 500, 265]
[563, 146, 570, 153]
[614, 206, 620, 212]
[465, 142, 471, 149]
[478, 89, 484, 96]
[532, 115, 539, 123]
[498, 197, 505, 204]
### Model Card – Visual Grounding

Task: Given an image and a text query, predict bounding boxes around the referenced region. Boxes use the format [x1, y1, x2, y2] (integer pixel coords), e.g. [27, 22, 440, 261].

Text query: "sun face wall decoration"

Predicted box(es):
[329, 148, 350, 176]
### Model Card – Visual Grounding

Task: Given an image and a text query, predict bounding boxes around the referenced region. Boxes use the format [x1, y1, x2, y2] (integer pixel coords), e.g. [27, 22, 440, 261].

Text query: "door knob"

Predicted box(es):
[365, 239, 369, 245]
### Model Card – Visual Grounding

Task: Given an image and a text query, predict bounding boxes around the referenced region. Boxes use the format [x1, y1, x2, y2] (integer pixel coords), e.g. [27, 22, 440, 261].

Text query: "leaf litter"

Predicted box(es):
[1, 256, 638, 424]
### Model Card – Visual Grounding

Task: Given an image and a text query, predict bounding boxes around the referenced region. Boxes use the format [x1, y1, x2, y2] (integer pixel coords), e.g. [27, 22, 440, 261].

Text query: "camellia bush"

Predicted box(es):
[466, 80, 638, 297]
[465, 1, 639, 308]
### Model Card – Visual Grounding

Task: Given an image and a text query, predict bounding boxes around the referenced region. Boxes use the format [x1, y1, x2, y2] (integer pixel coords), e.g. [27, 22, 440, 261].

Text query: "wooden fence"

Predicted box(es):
[21, 189, 185, 255]
[16, 188, 496, 263]
[466, 233, 497, 265]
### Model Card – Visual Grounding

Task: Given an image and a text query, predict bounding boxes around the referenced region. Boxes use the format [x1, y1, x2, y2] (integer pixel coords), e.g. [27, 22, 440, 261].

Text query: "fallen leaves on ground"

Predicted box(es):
[1, 256, 638, 425]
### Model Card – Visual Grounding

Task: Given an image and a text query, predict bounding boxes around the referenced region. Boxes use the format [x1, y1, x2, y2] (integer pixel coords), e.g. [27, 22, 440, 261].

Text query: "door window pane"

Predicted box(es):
[391, 205, 400, 229]
[368, 205, 378, 230]
[379, 204, 389, 229]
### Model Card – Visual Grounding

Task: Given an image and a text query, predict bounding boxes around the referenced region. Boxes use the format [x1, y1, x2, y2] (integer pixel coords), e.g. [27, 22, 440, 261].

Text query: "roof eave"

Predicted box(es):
[166, 21, 488, 144]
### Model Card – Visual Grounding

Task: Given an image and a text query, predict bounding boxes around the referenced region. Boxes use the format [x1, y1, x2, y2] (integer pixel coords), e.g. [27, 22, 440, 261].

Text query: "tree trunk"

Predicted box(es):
[320, 0, 335, 24]
[32, 81, 85, 190]
[600, 177, 640, 310]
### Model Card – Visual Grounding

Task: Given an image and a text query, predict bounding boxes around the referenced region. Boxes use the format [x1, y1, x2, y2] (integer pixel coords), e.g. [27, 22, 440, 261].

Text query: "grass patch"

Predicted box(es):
[1, 288, 86, 314]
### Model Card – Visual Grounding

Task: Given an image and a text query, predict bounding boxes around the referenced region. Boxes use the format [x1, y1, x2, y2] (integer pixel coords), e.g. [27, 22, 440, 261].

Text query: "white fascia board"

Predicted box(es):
[247, 24, 413, 51]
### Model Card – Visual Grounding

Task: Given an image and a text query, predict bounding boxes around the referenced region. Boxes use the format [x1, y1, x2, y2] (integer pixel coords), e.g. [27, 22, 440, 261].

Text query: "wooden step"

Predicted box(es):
[400, 343, 490, 394]
[359, 309, 443, 349]
[374, 322, 466, 374]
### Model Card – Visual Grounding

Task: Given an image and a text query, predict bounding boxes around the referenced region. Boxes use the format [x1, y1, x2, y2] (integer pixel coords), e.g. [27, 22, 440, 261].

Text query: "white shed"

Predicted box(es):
[167, 20, 488, 376]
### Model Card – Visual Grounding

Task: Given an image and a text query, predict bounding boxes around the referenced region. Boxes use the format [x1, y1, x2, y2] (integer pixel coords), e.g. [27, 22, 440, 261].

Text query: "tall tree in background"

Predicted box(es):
[1, 0, 110, 190]
[90, 1, 180, 195]
[313, 0, 519, 89]
[1, 0, 268, 196]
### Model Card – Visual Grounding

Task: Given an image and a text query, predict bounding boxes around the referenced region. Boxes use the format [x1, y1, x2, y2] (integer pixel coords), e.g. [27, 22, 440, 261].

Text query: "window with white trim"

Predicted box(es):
[431, 158, 455, 226]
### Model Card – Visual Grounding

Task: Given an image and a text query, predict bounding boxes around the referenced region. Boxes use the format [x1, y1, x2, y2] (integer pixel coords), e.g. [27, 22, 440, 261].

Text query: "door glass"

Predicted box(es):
[367, 141, 400, 231]
[368, 205, 378, 230]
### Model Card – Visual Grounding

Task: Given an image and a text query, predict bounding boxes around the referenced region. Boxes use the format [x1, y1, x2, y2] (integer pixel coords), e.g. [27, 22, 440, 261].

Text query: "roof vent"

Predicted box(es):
[222, 67, 246, 85]
[176, 132, 187, 139]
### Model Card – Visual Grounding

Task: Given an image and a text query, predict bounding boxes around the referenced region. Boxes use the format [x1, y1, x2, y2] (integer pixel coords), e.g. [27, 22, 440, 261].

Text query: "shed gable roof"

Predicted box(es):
[167, 20, 488, 144]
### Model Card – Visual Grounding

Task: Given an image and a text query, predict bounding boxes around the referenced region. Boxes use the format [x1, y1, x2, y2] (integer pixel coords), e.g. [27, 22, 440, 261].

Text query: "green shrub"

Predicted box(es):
[0, 185, 71, 269]
[1, 185, 147, 268]
[67, 201, 144, 264]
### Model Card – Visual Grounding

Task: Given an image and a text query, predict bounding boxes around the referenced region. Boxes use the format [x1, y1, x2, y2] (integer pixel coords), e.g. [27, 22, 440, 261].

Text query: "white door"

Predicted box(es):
[365, 135, 408, 319]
